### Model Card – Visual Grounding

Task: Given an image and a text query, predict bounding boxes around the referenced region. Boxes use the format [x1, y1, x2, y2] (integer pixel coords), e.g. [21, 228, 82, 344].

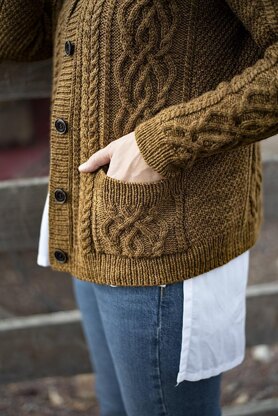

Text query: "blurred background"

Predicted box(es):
[0, 59, 277, 416]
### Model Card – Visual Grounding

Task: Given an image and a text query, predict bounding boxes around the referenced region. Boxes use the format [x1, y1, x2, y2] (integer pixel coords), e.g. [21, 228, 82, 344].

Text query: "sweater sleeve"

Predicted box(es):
[0, 0, 63, 62]
[134, 0, 278, 178]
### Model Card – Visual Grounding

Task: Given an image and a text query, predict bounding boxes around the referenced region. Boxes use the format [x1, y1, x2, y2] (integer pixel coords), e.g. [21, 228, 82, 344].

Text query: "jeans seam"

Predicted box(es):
[156, 286, 168, 416]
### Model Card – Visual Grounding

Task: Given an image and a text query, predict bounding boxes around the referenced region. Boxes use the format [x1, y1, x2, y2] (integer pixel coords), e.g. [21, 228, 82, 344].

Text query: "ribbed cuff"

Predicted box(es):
[134, 117, 177, 178]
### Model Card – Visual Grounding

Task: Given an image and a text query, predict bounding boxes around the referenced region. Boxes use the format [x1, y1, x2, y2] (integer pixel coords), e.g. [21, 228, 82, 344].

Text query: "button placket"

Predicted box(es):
[50, 0, 80, 266]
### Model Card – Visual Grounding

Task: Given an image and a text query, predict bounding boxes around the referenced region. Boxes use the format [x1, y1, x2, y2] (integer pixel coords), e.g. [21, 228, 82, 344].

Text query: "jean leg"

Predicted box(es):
[71, 276, 127, 416]
[92, 281, 222, 416]
[92, 283, 166, 416]
[159, 282, 222, 416]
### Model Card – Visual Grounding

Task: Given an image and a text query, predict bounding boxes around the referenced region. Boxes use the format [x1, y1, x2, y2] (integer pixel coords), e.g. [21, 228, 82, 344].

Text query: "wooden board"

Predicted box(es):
[222, 398, 278, 416]
[0, 177, 48, 252]
[0, 60, 52, 100]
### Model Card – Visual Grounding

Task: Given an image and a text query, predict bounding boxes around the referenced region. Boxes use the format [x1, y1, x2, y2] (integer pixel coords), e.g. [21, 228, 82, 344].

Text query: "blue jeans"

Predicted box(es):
[72, 276, 222, 416]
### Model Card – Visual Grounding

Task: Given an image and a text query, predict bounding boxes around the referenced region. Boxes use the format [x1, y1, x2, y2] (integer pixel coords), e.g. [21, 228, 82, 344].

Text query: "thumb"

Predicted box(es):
[78, 145, 112, 172]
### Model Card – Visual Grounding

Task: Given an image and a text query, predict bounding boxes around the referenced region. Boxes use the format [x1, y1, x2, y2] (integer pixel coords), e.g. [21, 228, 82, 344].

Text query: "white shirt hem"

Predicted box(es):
[175, 353, 245, 384]
[37, 254, 50, 267]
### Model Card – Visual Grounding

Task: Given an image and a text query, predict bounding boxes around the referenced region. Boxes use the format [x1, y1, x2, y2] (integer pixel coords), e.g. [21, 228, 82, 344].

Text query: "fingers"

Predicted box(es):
[78, 144, 112, 172]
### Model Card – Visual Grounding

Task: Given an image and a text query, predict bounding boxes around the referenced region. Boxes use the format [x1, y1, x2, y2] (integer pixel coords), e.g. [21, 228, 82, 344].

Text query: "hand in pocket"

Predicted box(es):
[78, 131, 165, 183]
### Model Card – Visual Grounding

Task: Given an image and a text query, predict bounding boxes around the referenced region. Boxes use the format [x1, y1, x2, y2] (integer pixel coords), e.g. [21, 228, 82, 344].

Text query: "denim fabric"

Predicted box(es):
[72, 276, 222, 416]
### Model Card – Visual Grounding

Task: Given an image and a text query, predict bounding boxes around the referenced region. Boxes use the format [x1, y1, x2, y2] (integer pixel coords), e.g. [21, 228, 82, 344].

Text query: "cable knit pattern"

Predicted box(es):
[159, 56, 278, 170]
[0, 0, 277, 286]
[93, 169, 188, 257]
[78, 0, 106, 255]
[113, 0, 179, 136]
[134, 3, 278, 178]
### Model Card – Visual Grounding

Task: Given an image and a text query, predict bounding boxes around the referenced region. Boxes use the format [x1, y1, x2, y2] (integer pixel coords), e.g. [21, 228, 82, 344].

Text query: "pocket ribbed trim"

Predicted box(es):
[95, 167, 182, 206]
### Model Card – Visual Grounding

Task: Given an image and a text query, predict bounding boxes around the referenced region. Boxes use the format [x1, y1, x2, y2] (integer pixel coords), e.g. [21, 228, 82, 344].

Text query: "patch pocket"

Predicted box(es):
[92, 168, 189, 258]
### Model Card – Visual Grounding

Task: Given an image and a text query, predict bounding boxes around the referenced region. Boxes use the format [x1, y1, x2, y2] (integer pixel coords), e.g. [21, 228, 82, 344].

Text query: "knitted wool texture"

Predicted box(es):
[1, 0, 277, 286]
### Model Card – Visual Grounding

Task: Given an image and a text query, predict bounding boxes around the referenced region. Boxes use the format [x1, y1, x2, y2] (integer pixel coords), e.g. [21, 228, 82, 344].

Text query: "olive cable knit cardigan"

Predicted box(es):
[0, 0, 277, 286]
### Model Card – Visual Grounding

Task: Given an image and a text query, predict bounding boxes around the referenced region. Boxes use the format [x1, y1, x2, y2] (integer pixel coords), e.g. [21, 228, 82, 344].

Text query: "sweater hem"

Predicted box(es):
[50, 219, 261, 286]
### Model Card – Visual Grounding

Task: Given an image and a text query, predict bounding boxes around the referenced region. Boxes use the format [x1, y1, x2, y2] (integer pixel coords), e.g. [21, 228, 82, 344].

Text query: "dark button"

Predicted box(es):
[55, 118, 68, 134]
[54, 188, 67, 204]
[54, 249, 68, 263]
[65, 40, 74, 56]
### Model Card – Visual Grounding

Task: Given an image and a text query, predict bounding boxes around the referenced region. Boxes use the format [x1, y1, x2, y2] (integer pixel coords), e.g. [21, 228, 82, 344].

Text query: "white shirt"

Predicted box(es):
[37, 190, 250, 384]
